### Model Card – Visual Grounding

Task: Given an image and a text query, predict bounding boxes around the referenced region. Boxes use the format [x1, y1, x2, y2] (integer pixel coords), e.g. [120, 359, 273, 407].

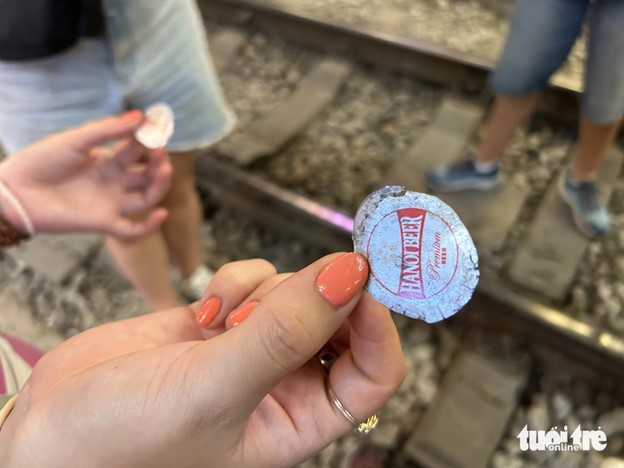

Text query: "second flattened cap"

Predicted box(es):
[135, 103, 175, 149]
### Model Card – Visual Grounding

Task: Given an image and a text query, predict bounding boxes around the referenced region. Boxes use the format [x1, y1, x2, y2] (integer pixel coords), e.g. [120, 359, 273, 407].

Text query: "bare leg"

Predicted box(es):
[161, 151, 204, 279]
[571, 115, 621, 181]
[104, 151, 206, 310]
[475, 93, 541, 163]
[105, 232, 179, 311]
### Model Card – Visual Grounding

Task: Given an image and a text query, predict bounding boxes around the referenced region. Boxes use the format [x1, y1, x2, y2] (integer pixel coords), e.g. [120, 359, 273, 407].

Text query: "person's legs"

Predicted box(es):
[105, 232, 179, 310]
[425, 92, 543, 192]
[478, 0, 591, 162]
[572, 0, 624, 181]
[475, 93, 540, 163]
[564, 117, 621, 238]
[483, 0, 590, 162]
[161, 151, 204, 279]
[556, 0, 624, 237]
[572, 116, 621, 181]
[426, 0, 589, 191]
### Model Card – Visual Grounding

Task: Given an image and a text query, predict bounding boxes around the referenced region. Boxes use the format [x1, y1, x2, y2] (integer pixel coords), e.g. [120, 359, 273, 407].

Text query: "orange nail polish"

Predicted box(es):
[315, 253, 369, 307]
[227, 300, 259, 328]
[120, 109, 142, 122]
[195, 297, 222, 327]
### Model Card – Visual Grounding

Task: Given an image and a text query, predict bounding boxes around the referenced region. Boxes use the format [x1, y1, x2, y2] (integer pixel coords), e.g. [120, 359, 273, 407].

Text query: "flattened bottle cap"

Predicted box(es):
[135, 103, 175, 149]
[353, 186, 479, 323]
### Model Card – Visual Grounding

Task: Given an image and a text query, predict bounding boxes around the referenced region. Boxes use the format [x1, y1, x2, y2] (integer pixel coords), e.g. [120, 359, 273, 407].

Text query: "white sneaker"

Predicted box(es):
[179, 265, 214, 301]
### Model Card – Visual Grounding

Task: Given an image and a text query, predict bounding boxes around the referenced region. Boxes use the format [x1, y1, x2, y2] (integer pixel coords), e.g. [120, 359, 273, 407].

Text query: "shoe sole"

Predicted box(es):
[557, 175, 601, 239]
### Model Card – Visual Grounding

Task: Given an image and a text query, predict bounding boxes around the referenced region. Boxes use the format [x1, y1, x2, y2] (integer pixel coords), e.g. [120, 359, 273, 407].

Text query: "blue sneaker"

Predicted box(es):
[426, 157, 501, 192]
[558, 170, 610, 238]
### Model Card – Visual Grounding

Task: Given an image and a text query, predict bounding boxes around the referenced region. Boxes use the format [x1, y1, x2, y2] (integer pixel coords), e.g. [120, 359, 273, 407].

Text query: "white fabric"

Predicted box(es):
[0, 336, 32, 394]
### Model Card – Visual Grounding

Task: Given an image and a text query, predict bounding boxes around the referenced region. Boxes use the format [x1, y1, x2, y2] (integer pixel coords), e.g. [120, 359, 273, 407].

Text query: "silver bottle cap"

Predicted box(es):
[353, 186, 479, 323]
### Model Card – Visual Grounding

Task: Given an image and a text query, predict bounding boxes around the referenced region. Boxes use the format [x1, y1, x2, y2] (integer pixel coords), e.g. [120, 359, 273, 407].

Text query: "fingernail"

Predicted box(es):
[227, 300, 259, 328]
[120, 109, 142, 122]
[195, 297, 222, 328]
[315, 253, 369, 307]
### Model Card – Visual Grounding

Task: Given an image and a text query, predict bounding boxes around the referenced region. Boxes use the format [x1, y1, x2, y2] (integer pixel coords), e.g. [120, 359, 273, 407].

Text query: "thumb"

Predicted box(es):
[211, 253, 369, 411]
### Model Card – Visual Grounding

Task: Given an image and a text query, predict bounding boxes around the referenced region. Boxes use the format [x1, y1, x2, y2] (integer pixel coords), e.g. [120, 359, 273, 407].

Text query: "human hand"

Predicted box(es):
[0, 253, 406, 468]
[0, 111, 172, 240]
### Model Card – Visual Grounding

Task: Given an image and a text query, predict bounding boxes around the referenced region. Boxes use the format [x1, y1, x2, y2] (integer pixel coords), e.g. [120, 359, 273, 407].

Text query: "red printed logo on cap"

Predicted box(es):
[367, 208, 459, 300]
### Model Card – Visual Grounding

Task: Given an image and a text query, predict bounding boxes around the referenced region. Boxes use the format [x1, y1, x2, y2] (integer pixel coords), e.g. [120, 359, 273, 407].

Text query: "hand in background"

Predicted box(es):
[0, 254, 406, 468]
[0, 111, 172, 240]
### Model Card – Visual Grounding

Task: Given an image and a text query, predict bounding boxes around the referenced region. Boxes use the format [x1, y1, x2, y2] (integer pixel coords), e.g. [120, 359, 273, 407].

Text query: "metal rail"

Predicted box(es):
[196, 156, 353, 252]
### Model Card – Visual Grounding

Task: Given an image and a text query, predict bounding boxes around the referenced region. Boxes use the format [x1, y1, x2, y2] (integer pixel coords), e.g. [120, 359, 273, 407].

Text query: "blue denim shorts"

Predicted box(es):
[0, 0, 235, 154]
[491, 0, 624, 124]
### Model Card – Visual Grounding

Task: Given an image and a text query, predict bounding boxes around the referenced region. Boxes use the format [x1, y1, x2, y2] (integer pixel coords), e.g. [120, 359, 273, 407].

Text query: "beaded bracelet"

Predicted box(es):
[0, 179, 32, 247]
[0, 180, 34, 237]
[0, 215, 29, 247]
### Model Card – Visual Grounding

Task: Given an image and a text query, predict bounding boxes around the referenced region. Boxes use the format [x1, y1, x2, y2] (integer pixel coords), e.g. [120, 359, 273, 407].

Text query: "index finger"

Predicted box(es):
[189, 259, 279, 333]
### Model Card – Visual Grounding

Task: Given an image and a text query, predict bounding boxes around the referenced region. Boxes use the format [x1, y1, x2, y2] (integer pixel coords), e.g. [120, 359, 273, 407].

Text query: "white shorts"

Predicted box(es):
[0, 0, 235, 154]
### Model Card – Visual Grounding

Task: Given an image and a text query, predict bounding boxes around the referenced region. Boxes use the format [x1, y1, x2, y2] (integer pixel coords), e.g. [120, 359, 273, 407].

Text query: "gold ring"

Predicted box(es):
[325, 379, 379, 434]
